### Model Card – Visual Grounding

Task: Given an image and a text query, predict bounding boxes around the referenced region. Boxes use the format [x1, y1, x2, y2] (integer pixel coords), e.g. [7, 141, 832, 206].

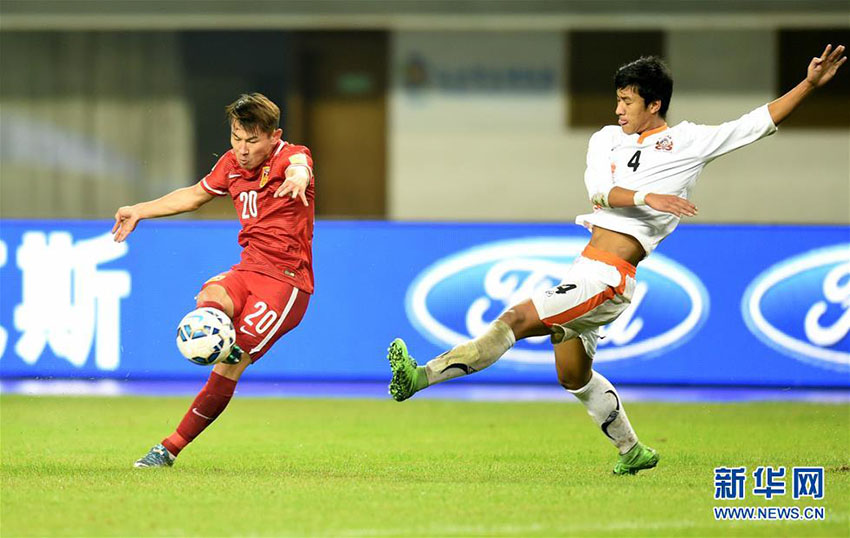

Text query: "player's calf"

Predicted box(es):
[160, 371, 238, 458]
[421, 320, 515, 385]
[566, 370, 641, 456]
[387, 320, 517, 402]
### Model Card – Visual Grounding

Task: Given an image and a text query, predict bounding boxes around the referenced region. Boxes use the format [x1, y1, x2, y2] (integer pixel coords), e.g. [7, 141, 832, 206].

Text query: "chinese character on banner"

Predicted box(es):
[752, 466, 786, 499]
[714, 467, 747, 500]
[13, 231, 130, 370]
[792, 467, 825, 500]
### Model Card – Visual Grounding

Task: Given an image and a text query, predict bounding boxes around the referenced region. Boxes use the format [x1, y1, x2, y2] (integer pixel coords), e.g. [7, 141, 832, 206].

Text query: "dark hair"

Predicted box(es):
[225, 93, 280, 134]
[614, 56, 673, 118]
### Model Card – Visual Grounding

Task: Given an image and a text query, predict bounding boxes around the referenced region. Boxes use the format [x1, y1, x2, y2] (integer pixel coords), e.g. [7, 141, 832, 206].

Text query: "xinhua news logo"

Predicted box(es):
[713, 466, 825, 521]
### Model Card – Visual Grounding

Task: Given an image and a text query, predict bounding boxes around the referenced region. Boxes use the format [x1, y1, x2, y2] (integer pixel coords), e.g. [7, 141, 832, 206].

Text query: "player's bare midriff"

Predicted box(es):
[588, 226, 645, 266]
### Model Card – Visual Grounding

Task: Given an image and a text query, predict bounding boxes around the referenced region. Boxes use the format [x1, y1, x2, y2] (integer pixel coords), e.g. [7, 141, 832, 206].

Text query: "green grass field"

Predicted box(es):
[1, 395, 848, 537]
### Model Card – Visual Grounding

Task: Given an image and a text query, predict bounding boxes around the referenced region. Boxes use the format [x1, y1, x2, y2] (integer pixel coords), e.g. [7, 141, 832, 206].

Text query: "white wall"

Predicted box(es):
[0, 32, 194, 219]
[667, 30, 850, 224]
[389, 31, 850, 224]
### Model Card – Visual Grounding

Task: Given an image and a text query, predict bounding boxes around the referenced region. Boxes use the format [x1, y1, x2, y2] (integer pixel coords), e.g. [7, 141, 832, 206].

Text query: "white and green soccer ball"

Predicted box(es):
[176, 307, 236, 365]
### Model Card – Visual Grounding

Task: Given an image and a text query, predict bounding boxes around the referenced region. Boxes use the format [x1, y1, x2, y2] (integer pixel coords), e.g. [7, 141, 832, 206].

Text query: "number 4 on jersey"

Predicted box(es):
[627, 150, 641, 172]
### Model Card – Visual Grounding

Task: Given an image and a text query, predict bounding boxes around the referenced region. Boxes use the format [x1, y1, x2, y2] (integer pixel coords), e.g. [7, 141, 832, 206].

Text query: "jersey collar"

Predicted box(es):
[637, 123, 668, 144]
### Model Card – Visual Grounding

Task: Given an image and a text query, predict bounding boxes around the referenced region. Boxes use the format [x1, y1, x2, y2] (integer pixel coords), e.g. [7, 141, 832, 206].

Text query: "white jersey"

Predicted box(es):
[576, 104, 777, 255]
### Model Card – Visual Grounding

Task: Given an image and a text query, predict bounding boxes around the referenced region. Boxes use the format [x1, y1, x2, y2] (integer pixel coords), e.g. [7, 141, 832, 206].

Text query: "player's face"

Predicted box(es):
[615, 86, 662, 135]
[230, 122, 282, 171]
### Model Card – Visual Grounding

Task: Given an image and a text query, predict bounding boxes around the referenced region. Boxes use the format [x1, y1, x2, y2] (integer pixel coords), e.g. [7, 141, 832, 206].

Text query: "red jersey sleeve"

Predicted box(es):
[199, 153, 231, 196]
[285, 146, 314, 177]
[270, 145, 314, 180]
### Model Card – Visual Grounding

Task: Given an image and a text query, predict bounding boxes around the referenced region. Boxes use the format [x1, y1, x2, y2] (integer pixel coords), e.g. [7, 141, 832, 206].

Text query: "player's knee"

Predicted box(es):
[197, 284, 228, 303]
[498, 301, 547, 340]
[497, 308, 524, 336]
[558, 368, 591, 391]
[197, 285, 235, 318]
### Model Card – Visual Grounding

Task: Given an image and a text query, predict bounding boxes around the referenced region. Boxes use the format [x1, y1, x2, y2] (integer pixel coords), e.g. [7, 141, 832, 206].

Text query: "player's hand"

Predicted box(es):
[274, 172, 309, 206]
[112, 205, 141, 242]
[645, 193, 698, 218]
[807, 44, 847, 88]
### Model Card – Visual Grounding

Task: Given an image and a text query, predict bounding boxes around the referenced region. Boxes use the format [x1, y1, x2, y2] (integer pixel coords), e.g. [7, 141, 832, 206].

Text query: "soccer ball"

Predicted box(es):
[175, 307, 236, 366]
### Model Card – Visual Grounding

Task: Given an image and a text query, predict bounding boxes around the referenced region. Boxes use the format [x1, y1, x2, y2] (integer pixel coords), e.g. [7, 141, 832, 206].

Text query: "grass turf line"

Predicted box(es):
[1, 395, 848, 537]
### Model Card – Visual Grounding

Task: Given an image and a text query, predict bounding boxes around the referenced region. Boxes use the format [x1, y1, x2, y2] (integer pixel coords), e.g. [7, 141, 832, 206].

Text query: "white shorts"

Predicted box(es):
[530, 245, 636, 358]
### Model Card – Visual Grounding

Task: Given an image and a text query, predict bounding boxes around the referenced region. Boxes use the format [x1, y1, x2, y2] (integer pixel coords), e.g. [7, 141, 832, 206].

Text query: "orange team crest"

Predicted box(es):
[655, 135, 674, 152]
[259, 166, 271, 188]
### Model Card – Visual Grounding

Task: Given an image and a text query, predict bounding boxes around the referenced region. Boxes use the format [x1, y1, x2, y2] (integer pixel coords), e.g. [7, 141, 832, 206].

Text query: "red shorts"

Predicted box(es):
[200, 269, 310, 362]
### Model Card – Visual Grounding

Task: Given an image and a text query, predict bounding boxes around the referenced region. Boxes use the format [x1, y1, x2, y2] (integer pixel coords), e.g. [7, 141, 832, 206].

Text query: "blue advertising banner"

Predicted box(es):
[0, 220, 848, 387]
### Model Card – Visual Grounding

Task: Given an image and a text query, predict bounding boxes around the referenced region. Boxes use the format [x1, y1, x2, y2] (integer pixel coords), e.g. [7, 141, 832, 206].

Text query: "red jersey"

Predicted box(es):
[199, 140, 315, 294]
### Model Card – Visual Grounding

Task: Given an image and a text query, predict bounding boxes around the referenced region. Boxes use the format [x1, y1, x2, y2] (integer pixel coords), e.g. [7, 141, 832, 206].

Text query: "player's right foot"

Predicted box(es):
[612, 442, 659, 475]
[133, 443, 175, 468]
[387, 338, 424, 402]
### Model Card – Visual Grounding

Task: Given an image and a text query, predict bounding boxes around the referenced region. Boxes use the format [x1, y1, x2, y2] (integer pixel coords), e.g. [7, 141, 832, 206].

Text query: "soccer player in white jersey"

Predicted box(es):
[387, 45, 846, 474]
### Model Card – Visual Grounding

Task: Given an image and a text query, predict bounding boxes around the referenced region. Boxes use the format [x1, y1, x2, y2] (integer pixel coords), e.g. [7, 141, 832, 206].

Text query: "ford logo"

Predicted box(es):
[742, 244, 850, 371]
[405, 237, 709, 364]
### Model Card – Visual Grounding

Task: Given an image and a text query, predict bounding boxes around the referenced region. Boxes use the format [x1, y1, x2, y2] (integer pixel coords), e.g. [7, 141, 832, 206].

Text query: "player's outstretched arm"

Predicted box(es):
[768, 44, 846, 126]
[274, 165, 311, 206]
[598, 186, 698, 218]
[643, 192, 698, 218]
[112, 183, 214, 242]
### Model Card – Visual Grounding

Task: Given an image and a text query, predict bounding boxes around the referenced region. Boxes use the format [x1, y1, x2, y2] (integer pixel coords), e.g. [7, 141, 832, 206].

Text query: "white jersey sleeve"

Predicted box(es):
[682, 104, 777, 163]
[583, 127, 618, 200]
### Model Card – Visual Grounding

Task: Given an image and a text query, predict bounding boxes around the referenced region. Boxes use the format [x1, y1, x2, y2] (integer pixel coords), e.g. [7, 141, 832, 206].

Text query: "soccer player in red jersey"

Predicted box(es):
[112, 93, 315, 467]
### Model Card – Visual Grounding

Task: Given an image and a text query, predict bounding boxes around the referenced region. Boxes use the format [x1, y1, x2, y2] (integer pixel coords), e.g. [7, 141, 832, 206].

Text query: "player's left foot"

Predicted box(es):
[387, 338, 425, 402]
[221, 344, 245, 365]
[612, 442, 659, 475]
[133, 443, 175, 468]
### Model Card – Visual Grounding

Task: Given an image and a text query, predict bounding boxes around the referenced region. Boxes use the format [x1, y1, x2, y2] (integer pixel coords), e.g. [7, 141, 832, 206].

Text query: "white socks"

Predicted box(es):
[568, 371, 638, 454]
[424, 320, 516, 386]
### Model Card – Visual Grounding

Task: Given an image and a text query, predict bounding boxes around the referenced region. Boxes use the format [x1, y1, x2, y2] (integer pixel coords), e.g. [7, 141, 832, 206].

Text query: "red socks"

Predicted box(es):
[162, 301, 234, 457]
[162, 372, 237, 456]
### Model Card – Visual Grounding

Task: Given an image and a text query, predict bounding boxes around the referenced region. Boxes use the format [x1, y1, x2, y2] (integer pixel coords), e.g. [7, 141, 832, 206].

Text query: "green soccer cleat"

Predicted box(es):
[133, 443, 175, 468]
[221, 344, 245, 365]
[387, 338, 423, 402]
[613, 442, 659, 475]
